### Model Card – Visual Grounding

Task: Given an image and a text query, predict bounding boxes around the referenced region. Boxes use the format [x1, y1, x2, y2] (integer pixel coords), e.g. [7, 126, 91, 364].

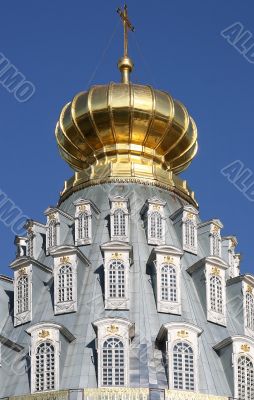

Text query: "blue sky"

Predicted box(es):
[0, 0, 253, 275]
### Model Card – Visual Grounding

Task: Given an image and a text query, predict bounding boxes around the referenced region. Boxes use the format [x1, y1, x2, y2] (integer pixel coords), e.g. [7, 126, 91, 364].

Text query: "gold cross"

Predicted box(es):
[117, 4, 135, 58]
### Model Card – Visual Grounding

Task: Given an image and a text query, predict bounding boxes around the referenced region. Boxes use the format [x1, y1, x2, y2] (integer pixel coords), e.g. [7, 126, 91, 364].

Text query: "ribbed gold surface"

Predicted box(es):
[55, 82, 198, 174]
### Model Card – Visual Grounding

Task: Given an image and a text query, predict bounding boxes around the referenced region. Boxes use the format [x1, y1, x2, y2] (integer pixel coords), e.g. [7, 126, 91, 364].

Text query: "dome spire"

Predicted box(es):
[117, 4, 135, 83]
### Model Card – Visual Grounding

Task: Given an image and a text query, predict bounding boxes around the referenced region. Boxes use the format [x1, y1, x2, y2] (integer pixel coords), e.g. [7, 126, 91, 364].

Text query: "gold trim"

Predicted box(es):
[164, 256, 175, 265]
[107, 324, 119, 335]
[111, 253, 122, 260]
[38, 330, 50, 339]
[211, 267, 220, 276]
[177, 330, 189, 339]
[60, 256, 70, 264]
[58, 167, 198, 208]
[241, 344, 250, 352]
[165, 390, 228, 400]
[246, 285, 253, 294]
[18, 268, 27, 276]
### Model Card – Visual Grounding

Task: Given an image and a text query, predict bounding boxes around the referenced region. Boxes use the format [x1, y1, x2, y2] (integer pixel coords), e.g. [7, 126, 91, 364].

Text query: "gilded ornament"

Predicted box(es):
[164, 256, 175, 265]
[38, 330, 50, 339]
[48, 214, 56, 221]
[60, 256, 70, 264]
[79, 205, 87, 212]
[177, 330, 189, 339]
[241, 344, 250, 352]
[111, 252, 122, 260]
[107, 324, 119, 335]
[211, 267, 220, 276]
[27, 225, 33, 234]
[212, 225, 219, 234]
[18, 268, 27, 276]
[246, 285, 253, 293]
[187, 213, 194, 220]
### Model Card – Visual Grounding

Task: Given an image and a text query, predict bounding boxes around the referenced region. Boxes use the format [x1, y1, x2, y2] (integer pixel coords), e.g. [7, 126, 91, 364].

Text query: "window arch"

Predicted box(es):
[246, 293, 254, 331]
[78, 212, 89, 240]
[173, 341, 195, 391]
[150, 211, 162, 240]
[161, 264, 177, 302]
[185, 220, 195, 247]
[48, 219, 57, 248]
[210, 275, 223, 314]
[102, 337, 125, 386]
[58, 265, 73, 303]
[237, 355, 254, 400]
[17, 275, 29, 314]
[35, 341, 55, 392]
[113, 209, 126, 237]
[109, 260, 125, 298]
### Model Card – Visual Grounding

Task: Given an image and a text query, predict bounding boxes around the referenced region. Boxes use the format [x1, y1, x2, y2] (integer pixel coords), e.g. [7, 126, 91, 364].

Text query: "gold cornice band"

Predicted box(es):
[58, 159, 198, 208]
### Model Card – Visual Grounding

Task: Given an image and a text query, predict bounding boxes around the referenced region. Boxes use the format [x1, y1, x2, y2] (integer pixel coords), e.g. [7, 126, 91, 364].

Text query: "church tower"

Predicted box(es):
[0, 6, 253, 400]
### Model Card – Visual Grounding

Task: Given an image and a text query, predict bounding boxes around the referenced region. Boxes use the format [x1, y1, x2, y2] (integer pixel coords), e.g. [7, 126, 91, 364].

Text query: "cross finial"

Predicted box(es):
[117, 4, 134, 83]
[117, 4, 134, 58]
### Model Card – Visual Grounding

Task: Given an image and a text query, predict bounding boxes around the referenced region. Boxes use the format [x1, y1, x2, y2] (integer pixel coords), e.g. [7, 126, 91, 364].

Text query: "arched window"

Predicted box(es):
[78, 212, 89, 240]
[211, 233, 221, 256]
[58, 265, 73, 303]
[17, 275, 29, 314]
[150, 211, 162, 240]
[113, 209, 126, 237]
[246, 292, 254, 331]
[210, 276, 223, 314]
[48, 219, 57, 248]
[185, 220, 195, 247]
[173, 342, 195, 391]
[102, 338, 125, 386]
[35, 342, 55, 392]
[161, 264, 177, 302]
[109, 260, 125, 298]
[237, 355, 254, 400]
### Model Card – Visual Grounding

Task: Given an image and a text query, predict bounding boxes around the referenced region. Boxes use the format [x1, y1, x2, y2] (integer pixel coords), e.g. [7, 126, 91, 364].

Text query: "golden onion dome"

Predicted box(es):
[56, 5, 198, 206]
[56, 81, 197, 174]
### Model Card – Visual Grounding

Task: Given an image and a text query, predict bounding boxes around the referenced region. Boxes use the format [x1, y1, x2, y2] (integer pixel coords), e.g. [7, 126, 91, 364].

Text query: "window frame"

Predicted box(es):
[205, 261, 227, 326]
[102, 337, 125, 387]
[110, 199, 129, 242]
[54, 257, 77, 315]
[182, 214, 197, 254]
[210, 230, 221, 257]
[236, 354, 254, 400]
[14, 267, 32, 327]
[153, 246, 183, 315]
[209, 275, 223, 314]
[28, 325, 61, 394]
[147, 206, 166, 245]
[93, 318, 134, 388]
[159, 322, 202, 391]
[75, 208, 92, 245]
[172, 340, 195, 391]
[34, 341, 56, 392]
[101, 242, 132, 311]
[105, 258, 129, 310]
[244, 284, 254, 337]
